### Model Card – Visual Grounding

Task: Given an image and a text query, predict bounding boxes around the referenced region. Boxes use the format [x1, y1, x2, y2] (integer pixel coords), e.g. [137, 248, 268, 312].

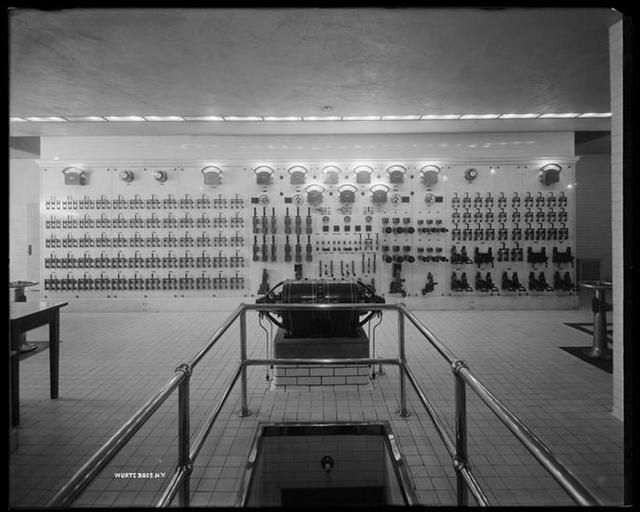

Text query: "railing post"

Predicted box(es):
[397, 307, 409, 417]
[176, 363, 192, 508]
[239, 308, 251, 417]
[452, 359, 469, 506]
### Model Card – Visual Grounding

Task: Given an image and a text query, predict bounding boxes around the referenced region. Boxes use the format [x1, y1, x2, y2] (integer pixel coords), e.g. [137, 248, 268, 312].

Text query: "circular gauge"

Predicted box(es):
[258, 194, 270, 205]
[464, 168, 479, 182]
[344, 215, 351, 223]
[322, 216, 330, 223]
[424, 193, 436, 206]
[390, 193, 402, 205]
[365, 215, 373, 223]
[293, 194, 304, 205]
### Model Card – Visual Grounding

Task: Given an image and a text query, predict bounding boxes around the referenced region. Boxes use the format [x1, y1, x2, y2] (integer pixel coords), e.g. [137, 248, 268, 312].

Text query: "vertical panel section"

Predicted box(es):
[609, 20, 623, 421]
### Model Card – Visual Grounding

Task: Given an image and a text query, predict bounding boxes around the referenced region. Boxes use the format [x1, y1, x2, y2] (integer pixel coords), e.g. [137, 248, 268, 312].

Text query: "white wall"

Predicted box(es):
[574, 154, 612, 281]
[9, 159, 40, 290]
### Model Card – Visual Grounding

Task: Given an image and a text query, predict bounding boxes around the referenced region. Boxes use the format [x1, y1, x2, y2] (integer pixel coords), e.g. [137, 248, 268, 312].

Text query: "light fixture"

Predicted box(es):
[342, 116, 381, 121]
[381, 115, 421, 120]
[538, 113, 580, 119]
[264, 116, 302, 121]
[183, 116, 225, 121]
[25, 116, 67, 122]
[9, 117, 27, 122]
[64, 116, 107, 122]
[143, 116, 185, 122]
[303, 116, 341, 121]
[499, 113, 540, 119]
[460, 114, 500, 120]
[420, 114, 461, 120]
[224, 116, 263, 121]
[578, 113, 612, 118]
[104, 116, 146, 122]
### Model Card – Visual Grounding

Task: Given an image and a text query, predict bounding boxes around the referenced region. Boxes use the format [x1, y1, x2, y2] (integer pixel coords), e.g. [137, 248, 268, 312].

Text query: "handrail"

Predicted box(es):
[47, 371, 186, 508]
[46, 302, 601, 508]
[456, 365, 600, 506]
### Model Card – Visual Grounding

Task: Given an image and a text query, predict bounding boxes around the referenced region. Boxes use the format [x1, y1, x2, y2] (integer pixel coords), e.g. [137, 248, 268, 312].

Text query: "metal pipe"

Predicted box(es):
[398, 309, 408, 417]
[46, 372, 185, 508]
[402, 363, 456, 457]
[190, 364, 243, 463]
[457, 366, 601, 506]
[186, 304, 244, 369]
[397, 304, 458, 364]
[453, 362, 469, 506]
[239, 310, 250, 417]
[156, 468, 186, 508]
[176, 364, 192, 507]
[459, 466, 490, 506]
[242, 357, 400, 367]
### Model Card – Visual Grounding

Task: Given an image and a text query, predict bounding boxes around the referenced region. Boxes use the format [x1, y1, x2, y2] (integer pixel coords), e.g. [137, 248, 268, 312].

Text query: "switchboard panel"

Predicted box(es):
[40, 158, 576, 305]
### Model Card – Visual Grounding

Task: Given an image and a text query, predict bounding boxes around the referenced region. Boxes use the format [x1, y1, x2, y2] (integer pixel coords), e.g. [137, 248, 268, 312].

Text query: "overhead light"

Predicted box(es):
[64, 116, 107, 122]
[263, 116, 303, 121]
[303, 116, 341, 121]
[342, 116, 381, 121]
[143, 116, 185, 121]
[9, 117, 28, 122]
[538, 113, 580, 118]
[104, 115, 146, 122]
[381, 115, 421, 120]
[420, 114, 461, 120]
[460, 114, 500, 120]
[499, 113, 540, 119]
[25, 116, 67, 122]
[578, 112, 612, 118]
[224, 116, 263, 121]
[183, 116, 225, 121]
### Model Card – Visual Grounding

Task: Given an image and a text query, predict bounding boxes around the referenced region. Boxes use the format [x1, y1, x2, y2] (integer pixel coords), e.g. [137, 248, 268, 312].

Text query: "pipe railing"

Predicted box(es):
[46, 302, 600, 508]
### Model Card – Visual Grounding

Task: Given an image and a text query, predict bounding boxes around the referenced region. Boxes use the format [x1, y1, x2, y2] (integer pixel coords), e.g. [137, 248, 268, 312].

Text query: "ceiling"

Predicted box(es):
[9, 7, 620, 137]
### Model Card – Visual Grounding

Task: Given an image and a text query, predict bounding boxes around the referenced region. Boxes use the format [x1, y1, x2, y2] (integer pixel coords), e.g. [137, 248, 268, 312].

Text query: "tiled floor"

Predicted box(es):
[9, 303, 624, 507]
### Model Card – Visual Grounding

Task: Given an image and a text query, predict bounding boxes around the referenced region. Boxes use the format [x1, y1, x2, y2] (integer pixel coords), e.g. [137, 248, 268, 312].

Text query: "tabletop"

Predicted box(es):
[10, 301, 69, 321]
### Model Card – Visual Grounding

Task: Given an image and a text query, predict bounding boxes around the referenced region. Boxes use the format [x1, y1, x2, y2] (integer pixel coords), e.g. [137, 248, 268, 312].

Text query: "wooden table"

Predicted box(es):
[9, 301, 68, 427]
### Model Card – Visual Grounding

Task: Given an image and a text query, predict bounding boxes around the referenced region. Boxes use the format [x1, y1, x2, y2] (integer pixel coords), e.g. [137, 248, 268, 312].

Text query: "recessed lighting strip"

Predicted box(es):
[9, 113, 612, 122]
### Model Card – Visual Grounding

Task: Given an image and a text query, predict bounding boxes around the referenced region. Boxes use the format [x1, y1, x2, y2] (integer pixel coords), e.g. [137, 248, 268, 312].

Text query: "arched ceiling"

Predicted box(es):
[9, 7, 620, 136]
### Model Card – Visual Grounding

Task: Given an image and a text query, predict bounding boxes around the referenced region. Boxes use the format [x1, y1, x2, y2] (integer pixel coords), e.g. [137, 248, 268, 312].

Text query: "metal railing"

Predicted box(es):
[47, 303, 600, 508]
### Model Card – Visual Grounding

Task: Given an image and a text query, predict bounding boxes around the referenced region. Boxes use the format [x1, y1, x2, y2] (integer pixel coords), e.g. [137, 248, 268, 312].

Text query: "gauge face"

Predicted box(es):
[390, 193, 402, 205]
[464, 168, 478, 182]
[258, 194, 270, 205]
[293, 194, 304, 205]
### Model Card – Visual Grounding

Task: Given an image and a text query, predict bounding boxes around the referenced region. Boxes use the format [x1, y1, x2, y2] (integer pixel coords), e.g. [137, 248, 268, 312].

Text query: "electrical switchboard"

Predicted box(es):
[40, 159, 576, 303]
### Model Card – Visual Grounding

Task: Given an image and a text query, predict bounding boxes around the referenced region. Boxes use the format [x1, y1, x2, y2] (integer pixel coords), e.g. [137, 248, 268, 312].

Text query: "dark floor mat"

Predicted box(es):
[564, 322, 613, 342]
[559, 346, 612, 373]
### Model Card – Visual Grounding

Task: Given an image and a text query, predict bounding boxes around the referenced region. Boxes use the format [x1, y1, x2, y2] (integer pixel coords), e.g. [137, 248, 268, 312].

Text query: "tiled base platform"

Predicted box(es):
[9, 307, 624, 507]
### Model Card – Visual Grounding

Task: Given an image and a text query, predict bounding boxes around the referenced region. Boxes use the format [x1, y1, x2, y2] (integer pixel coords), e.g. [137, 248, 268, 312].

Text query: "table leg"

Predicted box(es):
[50, 310, 60, 399]
[11, 330, 20, 427]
